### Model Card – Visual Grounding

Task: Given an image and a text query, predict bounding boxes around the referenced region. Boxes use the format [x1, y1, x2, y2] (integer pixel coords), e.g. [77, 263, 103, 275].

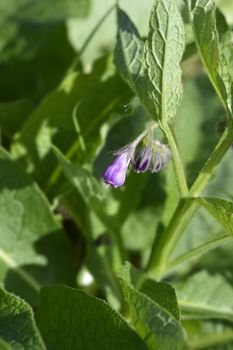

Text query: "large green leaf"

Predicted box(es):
[140, 279, 180, 321]
[0, 23, 76, 102]
[0, 148, 76, 304]
[68, 0, 154, 66]
[119, 265, 189, 350]
[114, 8, 147, 110]
[0, 287, 45, 349]
[144, 0, 185, 122]
[196, 197, 233, 235]
[176, 271, 233, 322]
[38, 285, 148, 350]
[0, 0, 90, 25]
[192, 0, 232, 116]
[119, 262, 180, 321]
[12, 55, 129, 192]
[0, 99, 33, 140]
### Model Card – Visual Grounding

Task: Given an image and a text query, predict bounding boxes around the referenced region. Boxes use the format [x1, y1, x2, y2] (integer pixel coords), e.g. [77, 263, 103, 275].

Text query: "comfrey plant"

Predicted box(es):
[94, 1, 233, 346]
[22, 0, 233, 349]
[103, 127, 172, 187]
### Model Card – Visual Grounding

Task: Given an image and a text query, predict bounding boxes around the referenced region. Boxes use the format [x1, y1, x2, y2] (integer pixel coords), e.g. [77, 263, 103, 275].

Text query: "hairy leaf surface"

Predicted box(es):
[144, 0, 185, 122]
[0, 148, 76, 304]
[196, 197, 233, 236]
[119, 264, 189, 350]
[38, 285, 147, 350]
[0, 287, 45, 349]
[192, 0, 233, 116]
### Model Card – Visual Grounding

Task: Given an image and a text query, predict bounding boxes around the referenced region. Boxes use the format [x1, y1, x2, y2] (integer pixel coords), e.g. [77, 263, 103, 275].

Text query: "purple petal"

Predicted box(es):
[134, 146, 152, 173]
[103, 153, 130, 188]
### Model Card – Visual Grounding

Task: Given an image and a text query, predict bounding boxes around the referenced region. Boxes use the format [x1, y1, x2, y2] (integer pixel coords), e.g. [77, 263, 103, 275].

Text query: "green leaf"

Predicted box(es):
[183, 319, 233, 349]
[192, 0, 233, 116]
[0, 147, 76, 304]
[0, 287, 45, 349]
[195, 197, 233, 236]
[0, 99, 33, 139]
[220, 29, 233, 81]
[54, 146, 105, 209]
[176, 271, 233, 322]
[53, 147, 125, 294]
[114, 8, 146, 109]
[119, 265, 189, 350]
[144, 0, 185, 122]
[68, 0, 154, 67]
[0, 338, 12, 350]
[119, 263, 180, 321]
[0, 23, 76, 101]
[38, 285, 148, 350]
[140, 279, 180, 321]
[0, 0, 90, 25]
[12, 55, 129, 192]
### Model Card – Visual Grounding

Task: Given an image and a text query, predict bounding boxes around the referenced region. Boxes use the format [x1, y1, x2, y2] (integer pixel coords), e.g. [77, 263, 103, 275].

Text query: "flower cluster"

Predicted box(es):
[103, 129, 172, 188]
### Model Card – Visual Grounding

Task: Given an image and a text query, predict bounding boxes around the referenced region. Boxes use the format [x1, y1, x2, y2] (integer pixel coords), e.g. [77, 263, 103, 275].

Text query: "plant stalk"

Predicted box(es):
[161, 122, 190, 198]
[147, 123, 233, 279]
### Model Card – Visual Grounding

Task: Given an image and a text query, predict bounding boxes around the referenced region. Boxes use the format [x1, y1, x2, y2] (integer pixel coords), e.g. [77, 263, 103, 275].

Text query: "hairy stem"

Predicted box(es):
[161, 122, 189, 198]
[147, 124, 233, 279]
[166, 233, 231, 272]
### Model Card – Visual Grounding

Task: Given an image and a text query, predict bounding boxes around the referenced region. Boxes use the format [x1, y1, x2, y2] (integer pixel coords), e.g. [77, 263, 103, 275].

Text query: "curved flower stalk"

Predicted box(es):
[103, 126, 172, 188]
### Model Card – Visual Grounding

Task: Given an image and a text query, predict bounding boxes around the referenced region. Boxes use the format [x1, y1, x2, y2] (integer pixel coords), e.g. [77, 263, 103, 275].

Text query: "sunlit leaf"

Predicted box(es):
[144, 0, 185, 122]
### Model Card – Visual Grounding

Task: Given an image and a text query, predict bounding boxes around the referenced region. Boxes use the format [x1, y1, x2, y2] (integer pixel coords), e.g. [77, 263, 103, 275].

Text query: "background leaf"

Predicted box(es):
[196, 197, 233, 235]
[0, 148, 76, 304]
[0, 287, 45, 349]
[11, 55, 129, 194]
[175, 270, 233, 322]
[192, 0, 232, 115]
[119, 264, 189, 350]
[38, 285, 147, 350]
[114, 8, 147, 111]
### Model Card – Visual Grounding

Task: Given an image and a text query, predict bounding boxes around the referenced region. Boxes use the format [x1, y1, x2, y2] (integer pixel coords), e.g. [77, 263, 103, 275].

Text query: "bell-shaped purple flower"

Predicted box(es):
[135, 145, 153, 173]
[103, 152, 131, 188]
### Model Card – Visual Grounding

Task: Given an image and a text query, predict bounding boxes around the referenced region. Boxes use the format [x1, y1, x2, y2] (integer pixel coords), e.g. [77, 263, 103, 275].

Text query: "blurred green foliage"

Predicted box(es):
[0, 0, 233, 349]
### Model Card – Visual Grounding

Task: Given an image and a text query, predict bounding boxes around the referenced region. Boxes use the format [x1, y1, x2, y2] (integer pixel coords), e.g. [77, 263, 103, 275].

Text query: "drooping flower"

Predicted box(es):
[102, 124, 172, 188]
[103, 151, 131, 188]
[102, 128, 151, 187]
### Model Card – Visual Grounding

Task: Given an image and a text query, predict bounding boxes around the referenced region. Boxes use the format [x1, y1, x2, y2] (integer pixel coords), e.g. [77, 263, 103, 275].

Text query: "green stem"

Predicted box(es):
[147, 199, 198, 278]
[147, 124, 233, 279]
[161, 122, 189, 198]
[190, 125, 233, 196]
[166, 233, 231, 272]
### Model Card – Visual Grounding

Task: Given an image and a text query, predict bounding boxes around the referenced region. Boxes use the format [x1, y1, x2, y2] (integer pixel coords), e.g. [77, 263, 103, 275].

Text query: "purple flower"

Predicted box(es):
[102, 125, 173, 188]
[135, 145, 153, 173]
[103, 152, 131, 188]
